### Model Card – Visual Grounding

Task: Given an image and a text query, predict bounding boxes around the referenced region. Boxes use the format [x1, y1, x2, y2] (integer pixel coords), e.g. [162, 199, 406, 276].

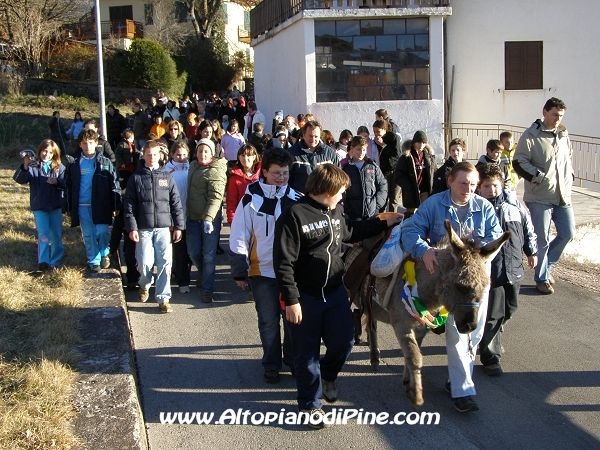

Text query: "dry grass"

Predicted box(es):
[0, 166, 87, 449]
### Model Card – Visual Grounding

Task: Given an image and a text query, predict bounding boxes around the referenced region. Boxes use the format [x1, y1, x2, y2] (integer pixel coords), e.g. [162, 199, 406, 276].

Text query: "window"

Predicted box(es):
[144, 4, 153, 25]
[174, 1, 188, 23]
[505, 41, 543, 90]
[315, 18, 430, 102]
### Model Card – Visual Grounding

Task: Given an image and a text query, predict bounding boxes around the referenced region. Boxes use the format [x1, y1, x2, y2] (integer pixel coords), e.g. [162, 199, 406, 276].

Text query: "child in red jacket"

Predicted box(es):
[225, 144, 261, 225]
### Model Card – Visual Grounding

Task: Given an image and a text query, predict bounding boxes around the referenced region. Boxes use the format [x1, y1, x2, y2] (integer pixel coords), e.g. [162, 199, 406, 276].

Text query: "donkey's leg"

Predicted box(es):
[396, 327, 424, 406]
[352, 307, 363, 344]
[369, 317, 380, 371]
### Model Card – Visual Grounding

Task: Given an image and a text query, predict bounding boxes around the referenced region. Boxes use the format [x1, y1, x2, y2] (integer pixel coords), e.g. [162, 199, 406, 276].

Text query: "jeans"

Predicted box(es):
[186, 216, 221, 293]
[136, 228, 172, 303]
[526, 202, 576, 283]
[285, 284, 354, 410]
[480, 283, 520, 366]
[79, 206, 110, 266]
[446, 281, 490, 398]
[134, 139, 146, 152]
[249, 276, 293, 371]
[33, 209, 64, 267]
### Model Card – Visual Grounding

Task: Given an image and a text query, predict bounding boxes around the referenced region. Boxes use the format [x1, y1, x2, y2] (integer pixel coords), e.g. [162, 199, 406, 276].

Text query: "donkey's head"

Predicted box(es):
[440, 220, 510, 334]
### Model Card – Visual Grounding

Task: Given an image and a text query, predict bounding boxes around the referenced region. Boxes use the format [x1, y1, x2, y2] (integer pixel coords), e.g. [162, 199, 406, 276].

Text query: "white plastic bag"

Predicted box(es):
[370, 223, 403, 277]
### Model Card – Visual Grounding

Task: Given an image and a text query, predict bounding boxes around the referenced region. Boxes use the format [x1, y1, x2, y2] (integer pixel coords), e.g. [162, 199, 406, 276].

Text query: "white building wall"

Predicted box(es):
[224, 1, 252, 59]
[253, 9, 449, 161]
[446, 0, 598, 137]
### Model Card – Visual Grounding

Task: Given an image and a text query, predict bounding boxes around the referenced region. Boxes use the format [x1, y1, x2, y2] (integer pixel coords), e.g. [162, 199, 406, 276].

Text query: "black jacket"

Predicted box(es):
[394, 143, 437, 209]
[288, 140, 339, 194]
[106, 110, 127, 146]
[342, 157, 387, 220]
[376, 131, 402, 175]
[274, 195, 387, 305]
[132, 110, 152, 140]
[124, 165, 184, 232]
[64, 152, 121, 227]
[431, 157, 457, 195]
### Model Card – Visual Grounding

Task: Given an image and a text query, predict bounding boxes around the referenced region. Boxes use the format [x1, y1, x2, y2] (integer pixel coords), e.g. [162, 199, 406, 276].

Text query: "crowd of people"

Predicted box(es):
[13, 92, 574, 427]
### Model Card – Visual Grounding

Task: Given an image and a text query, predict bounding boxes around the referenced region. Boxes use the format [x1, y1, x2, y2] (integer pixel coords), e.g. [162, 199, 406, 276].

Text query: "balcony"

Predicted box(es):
[250, 0, 449, 39]
[238, 25, 251, 44]
[62, 19, 144, 42]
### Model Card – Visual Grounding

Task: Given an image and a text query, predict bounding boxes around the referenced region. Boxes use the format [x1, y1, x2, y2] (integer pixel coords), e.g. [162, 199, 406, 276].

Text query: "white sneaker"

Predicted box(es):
[179, 286, 190, 294]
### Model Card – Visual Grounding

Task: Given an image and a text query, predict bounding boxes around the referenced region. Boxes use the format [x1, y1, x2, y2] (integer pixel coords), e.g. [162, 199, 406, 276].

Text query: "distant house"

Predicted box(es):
[250, 0, 451, 159]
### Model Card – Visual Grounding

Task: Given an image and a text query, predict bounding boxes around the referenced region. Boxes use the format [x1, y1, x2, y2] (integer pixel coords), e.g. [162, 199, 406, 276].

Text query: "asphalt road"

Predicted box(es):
[125, 227, 600, 450]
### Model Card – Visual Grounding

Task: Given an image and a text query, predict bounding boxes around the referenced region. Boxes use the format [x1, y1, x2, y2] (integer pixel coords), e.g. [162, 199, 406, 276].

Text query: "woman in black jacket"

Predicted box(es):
[49, 111, 69, 156]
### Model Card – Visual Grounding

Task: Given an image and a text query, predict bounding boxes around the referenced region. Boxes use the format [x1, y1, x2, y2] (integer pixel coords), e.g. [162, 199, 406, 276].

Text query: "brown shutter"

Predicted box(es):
[505, 41, 543, 90]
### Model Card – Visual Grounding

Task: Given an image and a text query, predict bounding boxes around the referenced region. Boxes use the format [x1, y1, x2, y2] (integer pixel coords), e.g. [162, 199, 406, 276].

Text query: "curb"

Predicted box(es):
[72, 270, 148, 450]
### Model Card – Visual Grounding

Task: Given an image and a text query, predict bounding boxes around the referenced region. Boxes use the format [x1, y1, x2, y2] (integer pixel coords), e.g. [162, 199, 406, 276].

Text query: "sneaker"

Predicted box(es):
[201, 292, 213, 303]
[454, 396, 479, 413]
[536, 282, 554, 295]
[549, 274, 556, 285]
[38, 262, 50, 271]
[483, 363, 503, 377]
[445, 379, 452, 394]
[299, 408, 331, 430]
[89, 264, 101, 273]
[264, 370, 280, 384]
[321, 379, 338, 403]
[247, 292, 255, 302]
[179, 286, 190, 294]
[138, 289, 149, 303]
[100, 256, 110, 269]
[159, 302, 173, 313]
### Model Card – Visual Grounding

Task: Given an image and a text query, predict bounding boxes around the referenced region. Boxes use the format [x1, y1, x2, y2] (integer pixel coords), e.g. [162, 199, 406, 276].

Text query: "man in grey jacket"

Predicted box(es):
[512, 97, 575, 295]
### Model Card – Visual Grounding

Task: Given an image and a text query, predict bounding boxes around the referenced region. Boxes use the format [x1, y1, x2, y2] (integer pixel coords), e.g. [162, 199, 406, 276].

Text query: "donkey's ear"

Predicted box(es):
[444, 220, 464, 253]
[480, 231, 511, 261]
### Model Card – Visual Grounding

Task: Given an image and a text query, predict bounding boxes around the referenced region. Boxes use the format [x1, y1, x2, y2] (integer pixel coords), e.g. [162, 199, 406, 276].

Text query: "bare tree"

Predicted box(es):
[181, 0, 224, 40]
[0, 0, 85, 77]
[145, 0, 192, 54]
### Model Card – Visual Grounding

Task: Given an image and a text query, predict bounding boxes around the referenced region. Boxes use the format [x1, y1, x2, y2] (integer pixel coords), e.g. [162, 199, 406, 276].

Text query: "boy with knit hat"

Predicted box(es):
[394, 130, 437, 216]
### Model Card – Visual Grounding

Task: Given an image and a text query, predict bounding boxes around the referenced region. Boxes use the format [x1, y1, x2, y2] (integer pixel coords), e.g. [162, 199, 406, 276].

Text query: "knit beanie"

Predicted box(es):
[412, 130, 428, 144]
[196, 138, 216, 155]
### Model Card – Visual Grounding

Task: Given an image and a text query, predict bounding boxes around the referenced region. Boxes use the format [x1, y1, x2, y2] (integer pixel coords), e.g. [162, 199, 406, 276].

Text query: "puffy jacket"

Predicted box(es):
[431, 157, 456, 195]
[394, 142, 437, 209]
[376, 131, 402, 175]
[401, 189, 503, 259]
[229, 179, 302, 280]
[513, 119, 573, 206]
[225, 162, 261, 224]
[13, 161, 65, 211]
[132, 110, 152, 140]
[124, 165, 184, 231]
[341, 157, 387, 220]
[186, 157, 227, 222]
[485, 191, 537, 285]
[164, 160, 189, 222]
[64, 152, 121, 227]
[274, 195, 388, 305]
[288, 140, 339, 194]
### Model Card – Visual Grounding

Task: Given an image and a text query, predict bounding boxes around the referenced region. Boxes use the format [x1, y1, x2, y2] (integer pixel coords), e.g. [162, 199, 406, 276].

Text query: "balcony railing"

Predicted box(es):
[238, 25, 251, 44]
[250, 0, 449, 39]
[444, 122, 600, 191]
[62, 19, 144, 41]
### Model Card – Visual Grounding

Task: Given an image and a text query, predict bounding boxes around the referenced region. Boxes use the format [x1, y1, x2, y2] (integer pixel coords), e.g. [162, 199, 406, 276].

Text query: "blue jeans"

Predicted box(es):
[79, 206, 110, 266]
[186, 216, 221, 293]
[526, 202, 576, 283]
[285, 284, 354, 410]
[249, 276, 293, 371]
[33, 209, 64, 267]
[136, 228, 172, 303]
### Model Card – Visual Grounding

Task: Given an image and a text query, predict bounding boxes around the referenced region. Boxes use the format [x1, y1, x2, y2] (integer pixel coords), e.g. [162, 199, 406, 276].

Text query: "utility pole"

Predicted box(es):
[94, 0, 106, 135]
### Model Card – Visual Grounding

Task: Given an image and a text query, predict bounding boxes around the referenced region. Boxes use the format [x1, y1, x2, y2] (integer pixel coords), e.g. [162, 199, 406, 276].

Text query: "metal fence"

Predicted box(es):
[250, 0, 450, 39]
[444, 123, 600, 191]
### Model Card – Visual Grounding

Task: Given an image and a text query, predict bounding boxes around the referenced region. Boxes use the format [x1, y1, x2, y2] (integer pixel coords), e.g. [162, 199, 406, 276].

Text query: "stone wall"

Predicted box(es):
[22, 79, 154, 103]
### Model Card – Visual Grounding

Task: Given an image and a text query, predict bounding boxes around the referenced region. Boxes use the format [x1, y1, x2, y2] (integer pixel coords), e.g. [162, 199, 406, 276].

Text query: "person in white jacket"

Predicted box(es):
[244, 101, 266, 140]
[229, 148, 302, 384]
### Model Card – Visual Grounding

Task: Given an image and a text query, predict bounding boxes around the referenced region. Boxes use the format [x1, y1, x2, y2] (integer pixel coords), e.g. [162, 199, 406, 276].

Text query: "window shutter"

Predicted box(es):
[505, 41, 543, 90]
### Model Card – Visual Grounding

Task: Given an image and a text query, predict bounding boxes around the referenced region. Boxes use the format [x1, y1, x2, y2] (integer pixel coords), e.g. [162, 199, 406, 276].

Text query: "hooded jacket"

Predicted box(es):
[341, 157, 387, 220]
[124, 164, 184, 231]
[512, 119, 573, 206]
[274, 195, 388, 305]
[394, 141, 437, 209]
[14, 161, 65, 211]
[186, 157, 227, 222]
[229, 179, 302, 280]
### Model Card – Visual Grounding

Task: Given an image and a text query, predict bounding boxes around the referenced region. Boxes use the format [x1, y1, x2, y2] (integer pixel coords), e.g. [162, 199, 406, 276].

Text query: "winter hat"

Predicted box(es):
[412, 130, 428, 144]
[274, 130, 287, 138]
[196, 138, 216, 155]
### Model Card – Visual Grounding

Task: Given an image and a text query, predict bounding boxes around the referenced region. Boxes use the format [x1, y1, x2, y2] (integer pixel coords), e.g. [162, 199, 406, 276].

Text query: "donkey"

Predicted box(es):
[345, 219, 510, 406]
